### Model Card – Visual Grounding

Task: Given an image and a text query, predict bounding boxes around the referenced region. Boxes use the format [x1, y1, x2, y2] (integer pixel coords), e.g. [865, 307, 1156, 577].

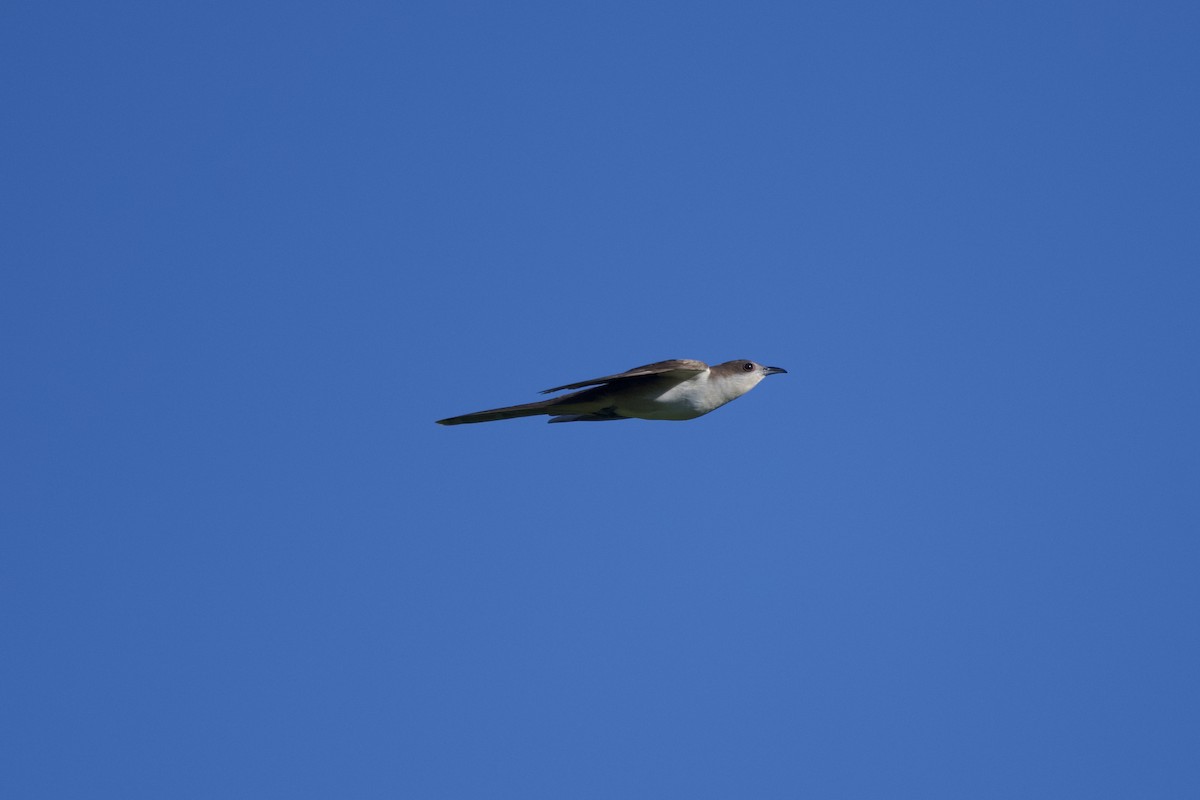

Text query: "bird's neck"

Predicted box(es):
[698, 370, 760, 407]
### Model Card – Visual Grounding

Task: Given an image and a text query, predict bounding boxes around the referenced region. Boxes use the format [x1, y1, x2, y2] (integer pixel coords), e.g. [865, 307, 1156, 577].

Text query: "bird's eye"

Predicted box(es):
[743, 362, 755, 371]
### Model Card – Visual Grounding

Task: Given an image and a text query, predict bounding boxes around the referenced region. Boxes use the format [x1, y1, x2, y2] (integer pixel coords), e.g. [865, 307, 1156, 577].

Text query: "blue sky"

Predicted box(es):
[4, 2, 1198, 797]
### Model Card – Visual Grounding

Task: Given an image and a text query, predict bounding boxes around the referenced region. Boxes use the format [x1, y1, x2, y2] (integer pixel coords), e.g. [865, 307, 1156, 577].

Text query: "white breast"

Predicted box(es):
[608, 370, 761, 420]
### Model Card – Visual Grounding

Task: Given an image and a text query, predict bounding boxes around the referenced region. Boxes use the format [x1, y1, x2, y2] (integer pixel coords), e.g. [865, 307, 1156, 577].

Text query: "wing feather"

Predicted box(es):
[540, 359, 708, 394]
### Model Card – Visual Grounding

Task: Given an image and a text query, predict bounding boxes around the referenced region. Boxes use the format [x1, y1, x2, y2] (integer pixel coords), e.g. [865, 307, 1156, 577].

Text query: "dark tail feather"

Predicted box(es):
[548, 411, 629, 423]
[436, 398, 560, 425]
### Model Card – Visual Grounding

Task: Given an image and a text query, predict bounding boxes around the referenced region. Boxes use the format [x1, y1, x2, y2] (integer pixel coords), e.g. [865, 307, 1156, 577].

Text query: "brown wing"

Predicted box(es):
[540, 359, 709, 394]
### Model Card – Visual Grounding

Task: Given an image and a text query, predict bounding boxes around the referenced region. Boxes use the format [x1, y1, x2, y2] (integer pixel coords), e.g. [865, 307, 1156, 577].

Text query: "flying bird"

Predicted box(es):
[436, 359, 787, 425]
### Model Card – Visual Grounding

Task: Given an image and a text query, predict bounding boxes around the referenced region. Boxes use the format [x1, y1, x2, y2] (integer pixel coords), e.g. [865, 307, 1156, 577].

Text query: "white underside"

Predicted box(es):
[562, 369, 765, 421]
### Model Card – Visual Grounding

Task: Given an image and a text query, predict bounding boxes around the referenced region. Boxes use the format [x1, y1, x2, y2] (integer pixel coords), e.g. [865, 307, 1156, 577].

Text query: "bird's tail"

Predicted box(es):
[436, 398, 561, 425]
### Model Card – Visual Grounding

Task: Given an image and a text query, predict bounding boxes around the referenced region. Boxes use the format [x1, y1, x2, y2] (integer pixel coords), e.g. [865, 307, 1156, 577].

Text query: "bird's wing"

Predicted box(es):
[540, 359, 709, 394]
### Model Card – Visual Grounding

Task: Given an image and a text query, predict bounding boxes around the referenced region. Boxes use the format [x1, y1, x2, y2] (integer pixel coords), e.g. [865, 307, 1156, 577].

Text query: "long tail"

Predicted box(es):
[436, 398, 562, 425]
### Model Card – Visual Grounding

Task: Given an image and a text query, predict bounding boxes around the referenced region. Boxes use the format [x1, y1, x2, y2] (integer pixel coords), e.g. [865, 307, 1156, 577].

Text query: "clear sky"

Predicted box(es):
[4, 2, 1198, 797]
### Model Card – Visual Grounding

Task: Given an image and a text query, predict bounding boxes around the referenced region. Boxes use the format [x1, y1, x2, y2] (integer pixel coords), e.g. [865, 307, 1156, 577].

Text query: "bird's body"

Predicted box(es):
[436, 359, 786, 425]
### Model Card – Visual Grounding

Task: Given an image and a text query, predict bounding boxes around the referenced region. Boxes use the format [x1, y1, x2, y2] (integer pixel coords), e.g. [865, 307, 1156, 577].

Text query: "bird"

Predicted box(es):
[436, 358, 787, 425]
